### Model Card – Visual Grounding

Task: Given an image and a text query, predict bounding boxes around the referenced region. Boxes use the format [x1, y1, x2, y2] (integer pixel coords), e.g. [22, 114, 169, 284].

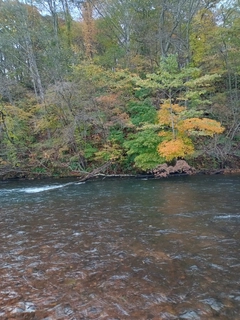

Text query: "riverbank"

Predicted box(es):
[1, 149, 240, 182]
[1, 163, 240, 182]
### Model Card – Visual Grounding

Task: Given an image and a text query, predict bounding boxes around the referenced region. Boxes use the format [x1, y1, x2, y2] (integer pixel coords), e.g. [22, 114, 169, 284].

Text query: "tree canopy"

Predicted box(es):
[0, 0, 239, 179]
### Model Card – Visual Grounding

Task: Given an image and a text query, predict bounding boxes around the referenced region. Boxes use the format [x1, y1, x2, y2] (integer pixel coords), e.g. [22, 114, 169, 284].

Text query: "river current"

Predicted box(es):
[0, 174, 240, 319]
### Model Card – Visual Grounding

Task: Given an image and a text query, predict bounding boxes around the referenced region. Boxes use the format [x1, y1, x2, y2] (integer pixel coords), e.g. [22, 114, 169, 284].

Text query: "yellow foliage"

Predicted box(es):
[157, 102, 224, 161]
[158, 103, 185, 126]
[3, 105, 31, 120]
[178, 118, 225, 136]
[0, 158, 8, 166]
[94, 142, 123, 161]
[158, 131, 171, 138]
[190, 9, 218, 68]
[158, 137, 194, 161]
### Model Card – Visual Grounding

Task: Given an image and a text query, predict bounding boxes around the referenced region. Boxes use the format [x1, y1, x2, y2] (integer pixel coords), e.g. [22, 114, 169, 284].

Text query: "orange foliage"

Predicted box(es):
[157, 102, 224, 161]
[96, 93, 119, 106]
[158, 137, 194, 161]
[178, 118, 225, 136]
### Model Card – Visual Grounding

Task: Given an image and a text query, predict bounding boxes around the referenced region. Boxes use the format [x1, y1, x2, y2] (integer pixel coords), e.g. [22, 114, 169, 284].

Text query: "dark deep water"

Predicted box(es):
[0, 174, 240, 319]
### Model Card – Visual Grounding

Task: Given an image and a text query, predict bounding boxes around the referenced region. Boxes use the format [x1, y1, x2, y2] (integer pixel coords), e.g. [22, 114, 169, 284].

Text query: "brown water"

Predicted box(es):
[0, 175, 240, 319]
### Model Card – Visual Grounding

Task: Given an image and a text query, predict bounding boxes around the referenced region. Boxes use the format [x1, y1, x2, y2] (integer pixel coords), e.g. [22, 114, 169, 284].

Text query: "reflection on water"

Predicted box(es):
[0, 175, 240, 319]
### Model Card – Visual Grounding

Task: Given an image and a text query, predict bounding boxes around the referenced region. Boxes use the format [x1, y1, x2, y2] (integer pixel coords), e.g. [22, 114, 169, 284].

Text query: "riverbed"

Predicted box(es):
[0, 174, 240, 319]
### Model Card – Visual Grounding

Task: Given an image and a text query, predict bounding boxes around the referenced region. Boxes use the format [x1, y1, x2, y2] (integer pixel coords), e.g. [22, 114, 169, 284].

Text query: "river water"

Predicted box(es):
[0, 174, 240, 319]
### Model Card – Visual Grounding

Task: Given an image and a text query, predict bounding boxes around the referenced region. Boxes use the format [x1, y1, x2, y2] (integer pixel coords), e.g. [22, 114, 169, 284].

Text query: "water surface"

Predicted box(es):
[0, 175, 240, 319]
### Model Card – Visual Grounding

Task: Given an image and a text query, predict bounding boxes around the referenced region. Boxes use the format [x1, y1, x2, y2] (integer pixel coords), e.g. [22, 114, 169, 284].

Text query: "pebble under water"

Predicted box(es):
[0, 174, 240, 319]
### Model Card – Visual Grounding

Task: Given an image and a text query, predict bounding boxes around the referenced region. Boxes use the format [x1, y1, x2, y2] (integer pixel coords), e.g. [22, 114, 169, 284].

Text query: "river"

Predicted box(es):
[0, 174, 240, 319]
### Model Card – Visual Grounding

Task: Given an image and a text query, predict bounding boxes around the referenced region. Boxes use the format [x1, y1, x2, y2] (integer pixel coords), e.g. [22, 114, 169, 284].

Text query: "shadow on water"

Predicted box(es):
[0, 175, 240, 319]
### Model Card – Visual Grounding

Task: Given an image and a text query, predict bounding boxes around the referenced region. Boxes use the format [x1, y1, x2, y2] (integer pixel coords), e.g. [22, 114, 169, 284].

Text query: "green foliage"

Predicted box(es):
[127, 101, 157, 126]
[109, 127, 125, 144]
[133, 54, 220, 109]
[68, 161, 83, 171]
[31, 167, 47, 174]
[134, 87, 152, 100]
[84, 144, 98, 160]
[0, 0, 239, 176]
[121, 99, 165, 170]
[124, 129, 164, 170]
[94, 140, 124, 163]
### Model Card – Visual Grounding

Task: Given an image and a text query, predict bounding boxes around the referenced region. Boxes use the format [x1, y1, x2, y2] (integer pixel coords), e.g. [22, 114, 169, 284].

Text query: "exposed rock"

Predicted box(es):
[153, 160, 196, 178]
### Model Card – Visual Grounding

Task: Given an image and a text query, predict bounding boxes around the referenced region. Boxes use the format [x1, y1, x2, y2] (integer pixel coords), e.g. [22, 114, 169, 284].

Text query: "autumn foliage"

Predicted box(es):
[158, 137, 195, 161]
[0, 0, 238, 178]
[158, 103, 185, 127]
[178, 118, 225, 136]
[157, 102, 224, 161]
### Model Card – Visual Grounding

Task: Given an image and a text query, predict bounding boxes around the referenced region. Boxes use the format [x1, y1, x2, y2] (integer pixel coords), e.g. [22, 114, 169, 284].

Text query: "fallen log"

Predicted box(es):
[78, 161, 112, 182]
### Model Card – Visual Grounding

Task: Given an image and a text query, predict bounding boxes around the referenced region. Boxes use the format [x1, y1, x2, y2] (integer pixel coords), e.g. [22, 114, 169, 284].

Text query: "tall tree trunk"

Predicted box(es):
[24, 26, 45, 103]
[82, 0, 96, 59]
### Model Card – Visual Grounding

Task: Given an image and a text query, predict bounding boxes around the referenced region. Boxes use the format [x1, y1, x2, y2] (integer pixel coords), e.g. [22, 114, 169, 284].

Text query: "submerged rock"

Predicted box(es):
[11, 301, 36, 314]
[159, 312, 178, 319]
[201, 298, 224, 312]
[179, 310, 201, 320]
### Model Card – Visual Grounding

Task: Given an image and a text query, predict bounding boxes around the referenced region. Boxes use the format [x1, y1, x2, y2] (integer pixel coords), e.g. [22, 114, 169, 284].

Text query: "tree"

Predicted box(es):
[123, 101, 164, 170]
[0, 1, 45, 102]
[0, 0, 238, 176]
[129, 54, 224, 163]
[189, 1, 240, 164]
[92, 0, 217, 68]
[81, 0, 96, 59]
[157, 102, 224, 161]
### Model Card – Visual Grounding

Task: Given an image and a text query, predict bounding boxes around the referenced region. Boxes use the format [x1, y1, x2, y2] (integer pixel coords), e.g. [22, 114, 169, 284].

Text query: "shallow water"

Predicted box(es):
[0, 174, 240, 319]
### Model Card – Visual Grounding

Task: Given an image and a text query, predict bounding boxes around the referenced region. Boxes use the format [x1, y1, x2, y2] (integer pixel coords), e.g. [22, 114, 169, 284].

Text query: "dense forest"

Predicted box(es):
[0, 0, 239, 179]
